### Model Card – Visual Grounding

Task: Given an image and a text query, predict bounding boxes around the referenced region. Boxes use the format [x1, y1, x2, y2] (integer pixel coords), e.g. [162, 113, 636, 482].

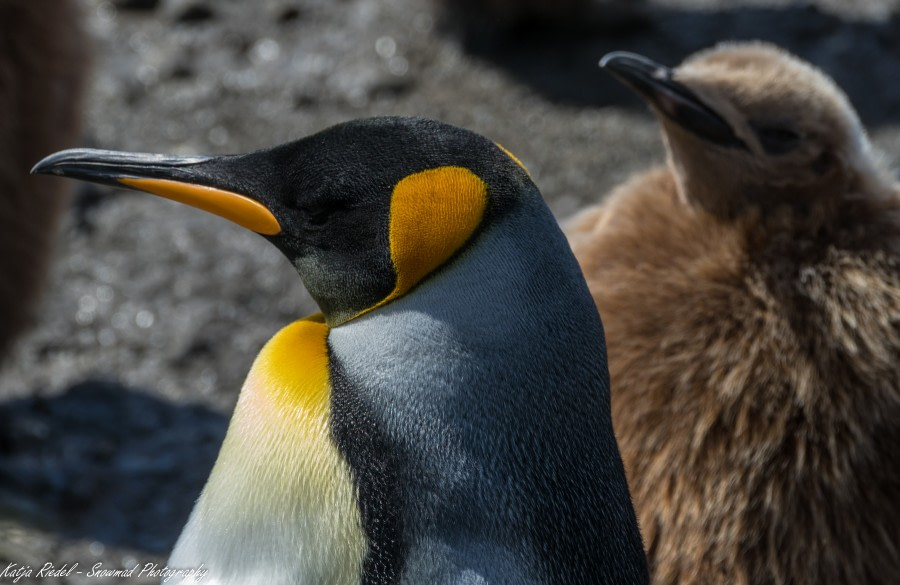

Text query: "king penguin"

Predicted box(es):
[33, 117, 649, 585]
[566, 43, 900, 584]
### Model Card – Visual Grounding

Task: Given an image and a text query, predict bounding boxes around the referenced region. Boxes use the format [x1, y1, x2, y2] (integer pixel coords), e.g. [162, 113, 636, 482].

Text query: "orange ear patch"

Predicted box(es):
[357, 166, 488, 317]
[387, 166, 489, 297]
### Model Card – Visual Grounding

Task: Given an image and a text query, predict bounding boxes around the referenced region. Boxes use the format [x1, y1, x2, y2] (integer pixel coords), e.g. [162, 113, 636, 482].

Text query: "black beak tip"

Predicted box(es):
[31, 148, 102, 176]
[598, 51, 669, 80]
[599, 51, 634, 70]
[32, 150, 67, 175]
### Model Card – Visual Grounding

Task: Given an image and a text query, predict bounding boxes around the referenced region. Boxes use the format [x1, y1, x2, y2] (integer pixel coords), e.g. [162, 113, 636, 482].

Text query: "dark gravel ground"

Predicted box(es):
[1, 0, 899, 582]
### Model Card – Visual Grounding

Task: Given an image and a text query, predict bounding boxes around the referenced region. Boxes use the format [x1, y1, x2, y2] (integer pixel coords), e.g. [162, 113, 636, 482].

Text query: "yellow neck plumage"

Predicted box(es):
[169, 315, 366, 584]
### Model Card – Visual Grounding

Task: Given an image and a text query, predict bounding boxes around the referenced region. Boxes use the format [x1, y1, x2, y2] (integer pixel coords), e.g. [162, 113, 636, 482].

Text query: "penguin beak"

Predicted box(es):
[31, 148, 283, 236]
[600, 51, 747, 150]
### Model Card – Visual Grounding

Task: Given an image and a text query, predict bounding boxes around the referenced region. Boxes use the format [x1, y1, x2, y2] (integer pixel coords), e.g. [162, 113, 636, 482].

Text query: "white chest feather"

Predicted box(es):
[167, 318, 365, 585]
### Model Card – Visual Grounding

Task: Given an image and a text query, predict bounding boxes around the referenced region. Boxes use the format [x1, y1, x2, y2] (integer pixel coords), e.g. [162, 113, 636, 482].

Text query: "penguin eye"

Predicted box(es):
[300, 200, 345, 227]
[751, 123, 801, 156]
[306, 208, 331, 226]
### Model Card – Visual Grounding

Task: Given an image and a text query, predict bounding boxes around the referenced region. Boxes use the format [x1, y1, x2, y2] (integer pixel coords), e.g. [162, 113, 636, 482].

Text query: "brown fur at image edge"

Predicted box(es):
[0, 0, 90, 361]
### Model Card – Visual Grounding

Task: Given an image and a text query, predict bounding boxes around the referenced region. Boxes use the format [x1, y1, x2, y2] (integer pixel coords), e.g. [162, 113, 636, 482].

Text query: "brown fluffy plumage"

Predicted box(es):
[0, 0, 89, 360]
[567, 42, 900, 585]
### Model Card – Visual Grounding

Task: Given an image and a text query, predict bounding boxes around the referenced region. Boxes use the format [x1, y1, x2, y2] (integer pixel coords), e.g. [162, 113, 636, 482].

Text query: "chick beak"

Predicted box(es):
[600, 51, 747, 150]
[31, 148, 282, 236]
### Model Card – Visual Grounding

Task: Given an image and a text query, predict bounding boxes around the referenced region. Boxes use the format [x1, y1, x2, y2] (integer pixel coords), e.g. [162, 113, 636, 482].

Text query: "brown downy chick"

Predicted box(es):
[567, 42, 900, 585]
[0, 0, 90, 361]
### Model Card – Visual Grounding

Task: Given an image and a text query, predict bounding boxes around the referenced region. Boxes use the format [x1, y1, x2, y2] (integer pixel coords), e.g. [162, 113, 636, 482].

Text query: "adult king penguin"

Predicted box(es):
[33, 117, 649, 585]
[566, 43, 900, 585]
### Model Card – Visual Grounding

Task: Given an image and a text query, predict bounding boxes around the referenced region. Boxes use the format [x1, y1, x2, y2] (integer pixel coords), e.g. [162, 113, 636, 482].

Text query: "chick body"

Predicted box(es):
[568, 42, 900, 585]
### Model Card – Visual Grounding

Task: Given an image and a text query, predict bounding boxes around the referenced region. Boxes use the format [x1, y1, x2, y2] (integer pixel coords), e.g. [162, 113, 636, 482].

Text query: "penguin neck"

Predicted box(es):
[328, 198, 648, 584]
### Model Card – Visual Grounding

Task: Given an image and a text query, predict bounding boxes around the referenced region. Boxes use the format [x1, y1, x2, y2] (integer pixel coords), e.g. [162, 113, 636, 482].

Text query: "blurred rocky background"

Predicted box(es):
[0, 0, 898, 582]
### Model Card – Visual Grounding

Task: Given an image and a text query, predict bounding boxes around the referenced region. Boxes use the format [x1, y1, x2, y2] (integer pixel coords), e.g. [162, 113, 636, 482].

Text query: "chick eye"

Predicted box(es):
[751, 123, 801, 156]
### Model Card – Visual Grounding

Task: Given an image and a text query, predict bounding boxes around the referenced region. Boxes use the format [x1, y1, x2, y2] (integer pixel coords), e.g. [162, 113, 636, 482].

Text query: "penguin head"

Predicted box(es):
[602, 42, 883, 217]
[32, 117, 532, 326]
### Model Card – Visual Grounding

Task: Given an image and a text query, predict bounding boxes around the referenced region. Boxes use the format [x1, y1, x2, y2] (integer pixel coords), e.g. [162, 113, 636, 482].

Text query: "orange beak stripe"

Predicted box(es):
[119, 177, 282, 236]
